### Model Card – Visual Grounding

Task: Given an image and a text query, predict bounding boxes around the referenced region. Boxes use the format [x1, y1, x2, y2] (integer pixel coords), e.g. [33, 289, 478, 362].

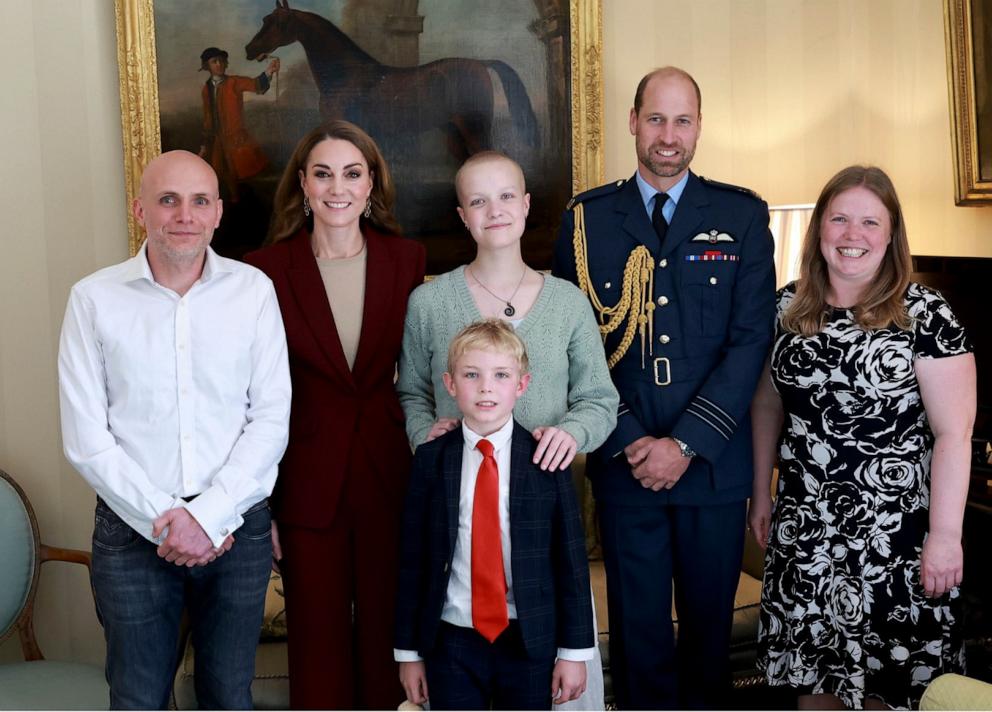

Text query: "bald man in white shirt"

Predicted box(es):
[58, 150, 291, 710]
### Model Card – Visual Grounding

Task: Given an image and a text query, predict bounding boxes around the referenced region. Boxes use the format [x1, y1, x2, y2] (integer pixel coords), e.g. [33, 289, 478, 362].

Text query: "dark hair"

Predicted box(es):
[782, 165, 912, 335]
[267, 121, 400, 243]
[199, 47, 228, 70]
[633, 66, 702, 116]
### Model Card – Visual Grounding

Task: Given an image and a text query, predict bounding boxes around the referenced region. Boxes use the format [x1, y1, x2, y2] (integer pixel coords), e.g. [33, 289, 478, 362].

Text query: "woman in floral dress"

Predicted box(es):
[748, 166, 976, 709]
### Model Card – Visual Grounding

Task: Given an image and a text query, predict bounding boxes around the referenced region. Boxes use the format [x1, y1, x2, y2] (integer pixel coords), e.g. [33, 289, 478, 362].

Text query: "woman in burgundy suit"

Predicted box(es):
[245, 121, 425, 709]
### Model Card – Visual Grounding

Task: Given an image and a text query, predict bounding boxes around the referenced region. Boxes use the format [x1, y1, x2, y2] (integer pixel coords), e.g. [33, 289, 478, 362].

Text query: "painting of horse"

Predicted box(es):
[150, 0, 573, 271]
[245, 1, 539, 163]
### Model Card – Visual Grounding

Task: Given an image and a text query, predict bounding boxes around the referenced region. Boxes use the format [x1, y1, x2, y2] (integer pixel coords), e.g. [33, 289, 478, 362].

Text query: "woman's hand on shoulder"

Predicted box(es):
[425, 418, 460, 442]
[532, 426, 578, 471]
[920, 531, 963, 598]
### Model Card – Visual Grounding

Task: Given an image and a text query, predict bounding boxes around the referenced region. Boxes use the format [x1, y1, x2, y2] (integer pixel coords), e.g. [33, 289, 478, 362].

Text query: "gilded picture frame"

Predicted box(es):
[114, 0, 604, 264]
[944, 0, 992, 204]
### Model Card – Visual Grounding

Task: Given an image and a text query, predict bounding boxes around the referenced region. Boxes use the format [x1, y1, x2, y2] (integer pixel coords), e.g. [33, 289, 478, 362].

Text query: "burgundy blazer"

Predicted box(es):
[245, 228, 426, 528]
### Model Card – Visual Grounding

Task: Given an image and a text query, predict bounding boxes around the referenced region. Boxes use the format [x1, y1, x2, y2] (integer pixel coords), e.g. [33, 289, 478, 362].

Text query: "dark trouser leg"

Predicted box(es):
[491, 624, 556, 710]
[280, 519, 356, 709]
[671, 501, 747, 710]
[425, 623, 491, 710]
[186, 500, 273, 710]
[599, 502, 677, 710]
[350, 468, 405, 710]
[90, 499, 185, 710]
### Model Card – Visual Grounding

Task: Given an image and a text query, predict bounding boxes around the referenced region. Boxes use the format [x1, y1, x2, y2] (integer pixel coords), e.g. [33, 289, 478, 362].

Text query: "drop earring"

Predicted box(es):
[303, 195, 311, 217]
[363, 198, 372, 219]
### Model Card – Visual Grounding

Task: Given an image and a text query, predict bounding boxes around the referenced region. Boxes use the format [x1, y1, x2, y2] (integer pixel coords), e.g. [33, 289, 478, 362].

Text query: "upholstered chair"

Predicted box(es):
[921, 673, 992, 710]
[0, 468, 108, 710]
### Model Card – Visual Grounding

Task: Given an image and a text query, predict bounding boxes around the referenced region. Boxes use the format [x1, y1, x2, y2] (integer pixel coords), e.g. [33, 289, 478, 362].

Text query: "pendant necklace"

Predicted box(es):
[468, 265, 528, 317]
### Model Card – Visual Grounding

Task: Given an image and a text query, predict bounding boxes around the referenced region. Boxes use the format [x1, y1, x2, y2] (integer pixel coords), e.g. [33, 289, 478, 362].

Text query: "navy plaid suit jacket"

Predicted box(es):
[394, 421, 593, 661]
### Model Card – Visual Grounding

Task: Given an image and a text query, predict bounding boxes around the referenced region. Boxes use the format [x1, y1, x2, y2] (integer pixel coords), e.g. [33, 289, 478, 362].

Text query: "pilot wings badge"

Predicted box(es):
[691, 229, 735, 244]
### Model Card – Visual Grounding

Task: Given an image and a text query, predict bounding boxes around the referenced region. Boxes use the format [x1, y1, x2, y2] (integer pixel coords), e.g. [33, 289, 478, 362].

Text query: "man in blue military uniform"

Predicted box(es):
[553, 67, 776, 709]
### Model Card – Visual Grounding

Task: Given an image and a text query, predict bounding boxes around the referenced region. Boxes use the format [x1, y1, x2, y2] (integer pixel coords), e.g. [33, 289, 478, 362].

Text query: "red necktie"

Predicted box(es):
[472, 438, 508, 642]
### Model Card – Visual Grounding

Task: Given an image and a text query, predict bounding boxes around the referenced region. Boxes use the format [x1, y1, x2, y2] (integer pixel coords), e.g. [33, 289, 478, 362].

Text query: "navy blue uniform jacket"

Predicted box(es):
[394, 422, 593, 661]
[553, 172, 776, 506]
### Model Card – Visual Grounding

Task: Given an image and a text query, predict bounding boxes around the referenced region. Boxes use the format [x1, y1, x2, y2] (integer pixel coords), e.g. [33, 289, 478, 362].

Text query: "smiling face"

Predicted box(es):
[455, 156, 530, 252]
[133, 150, 222, 268]
[443, 348, 530, 436]
[299, 138, 373, 231]
[630, 71, 701, 191]
[819, 185, 893, 298]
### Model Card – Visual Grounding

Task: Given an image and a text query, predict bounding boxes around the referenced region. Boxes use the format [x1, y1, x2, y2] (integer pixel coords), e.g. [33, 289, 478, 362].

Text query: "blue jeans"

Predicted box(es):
[90, 498, 272, 710]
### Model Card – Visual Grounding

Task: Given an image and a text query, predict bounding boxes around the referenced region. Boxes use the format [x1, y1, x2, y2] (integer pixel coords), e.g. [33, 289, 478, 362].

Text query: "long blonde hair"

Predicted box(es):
[782, 165, 912, 335]
[267, 120, 400, 242]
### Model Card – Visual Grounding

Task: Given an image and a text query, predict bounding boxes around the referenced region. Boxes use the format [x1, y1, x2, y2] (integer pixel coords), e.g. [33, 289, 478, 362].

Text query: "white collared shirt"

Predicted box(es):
[58, 244, 291, 547]
[395, 418, 593, 663]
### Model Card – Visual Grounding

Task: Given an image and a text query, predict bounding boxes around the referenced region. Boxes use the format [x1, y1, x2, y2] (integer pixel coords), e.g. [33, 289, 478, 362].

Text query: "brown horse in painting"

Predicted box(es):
[245, 0, 539, 160]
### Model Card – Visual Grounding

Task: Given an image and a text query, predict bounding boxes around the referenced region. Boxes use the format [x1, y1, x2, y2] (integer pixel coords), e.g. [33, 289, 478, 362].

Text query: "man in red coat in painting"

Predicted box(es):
[199, 47, 280, 202]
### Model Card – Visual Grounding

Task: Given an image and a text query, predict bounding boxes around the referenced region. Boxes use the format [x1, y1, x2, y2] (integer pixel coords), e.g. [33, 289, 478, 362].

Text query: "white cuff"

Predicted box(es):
[183, 485, 240, 548]
[394, 648, 424, 663]
[557, 646, 595, 662]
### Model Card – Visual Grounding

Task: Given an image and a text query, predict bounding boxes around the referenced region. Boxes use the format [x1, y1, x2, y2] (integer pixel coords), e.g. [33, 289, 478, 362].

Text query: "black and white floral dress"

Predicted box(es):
[757, 282, 971, 710]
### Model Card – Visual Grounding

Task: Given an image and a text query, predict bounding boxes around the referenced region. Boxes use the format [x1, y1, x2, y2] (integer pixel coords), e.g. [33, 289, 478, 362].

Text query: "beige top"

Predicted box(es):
[316, 246, 367, 370]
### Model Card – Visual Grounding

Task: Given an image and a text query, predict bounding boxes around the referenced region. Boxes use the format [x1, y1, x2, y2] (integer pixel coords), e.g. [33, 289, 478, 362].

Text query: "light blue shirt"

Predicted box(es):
[635, 170, 689, 226]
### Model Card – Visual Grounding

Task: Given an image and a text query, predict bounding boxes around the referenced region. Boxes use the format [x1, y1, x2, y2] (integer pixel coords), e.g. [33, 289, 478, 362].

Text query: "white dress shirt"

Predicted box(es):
[58, 244, 291, 548]
[395, 417, 593, 663]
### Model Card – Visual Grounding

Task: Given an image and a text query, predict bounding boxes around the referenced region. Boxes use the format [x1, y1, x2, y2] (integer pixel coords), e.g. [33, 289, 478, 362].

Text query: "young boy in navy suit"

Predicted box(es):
[394, 320, 594, 710]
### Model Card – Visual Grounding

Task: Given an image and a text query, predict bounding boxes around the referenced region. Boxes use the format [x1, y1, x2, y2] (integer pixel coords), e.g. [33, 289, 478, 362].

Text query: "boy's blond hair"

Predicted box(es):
[453, 150, 526, 204]
[446, 319, 530, 374]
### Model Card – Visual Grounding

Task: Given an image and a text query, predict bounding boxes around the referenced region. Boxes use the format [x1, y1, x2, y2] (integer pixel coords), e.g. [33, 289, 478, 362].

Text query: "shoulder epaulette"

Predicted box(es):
[565, 179, 627, 210]
[698, 176, 764, 201]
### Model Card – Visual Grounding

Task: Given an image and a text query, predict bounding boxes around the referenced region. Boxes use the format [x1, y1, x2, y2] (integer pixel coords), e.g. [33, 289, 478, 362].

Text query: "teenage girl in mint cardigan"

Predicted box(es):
[396, 151, 617, 711]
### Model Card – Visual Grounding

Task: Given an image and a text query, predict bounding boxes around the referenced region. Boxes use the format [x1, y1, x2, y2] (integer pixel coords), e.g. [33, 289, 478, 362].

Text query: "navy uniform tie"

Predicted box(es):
[652, 192, 670, 249]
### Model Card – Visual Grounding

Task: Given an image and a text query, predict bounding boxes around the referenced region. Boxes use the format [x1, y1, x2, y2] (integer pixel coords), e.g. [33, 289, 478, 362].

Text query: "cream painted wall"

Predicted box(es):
[603, 0, 992, 258]
[0, 0, 988, 667]
[0, 0, 126, 663]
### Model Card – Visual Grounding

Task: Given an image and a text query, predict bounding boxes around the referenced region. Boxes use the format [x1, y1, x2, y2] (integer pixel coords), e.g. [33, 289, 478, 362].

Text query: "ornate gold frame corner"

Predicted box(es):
[570, 0, 605, 195]
[115, 0, 604, 254]
[115, 0, 161, 255]
[944, 0, 992, 205]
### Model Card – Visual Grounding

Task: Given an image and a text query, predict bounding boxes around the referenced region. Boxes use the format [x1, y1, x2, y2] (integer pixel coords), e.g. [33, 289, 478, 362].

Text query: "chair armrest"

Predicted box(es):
[39, 544, 92, 570]
[921, 673, 992, 710]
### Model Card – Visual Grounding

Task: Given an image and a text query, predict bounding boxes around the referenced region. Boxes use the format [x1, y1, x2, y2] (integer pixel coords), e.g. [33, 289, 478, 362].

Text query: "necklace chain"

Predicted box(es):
[468, 265, 527, 318]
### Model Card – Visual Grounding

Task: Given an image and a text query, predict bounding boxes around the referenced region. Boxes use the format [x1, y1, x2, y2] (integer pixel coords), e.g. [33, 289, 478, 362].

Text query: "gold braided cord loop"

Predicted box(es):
[571, 203, 655, 368]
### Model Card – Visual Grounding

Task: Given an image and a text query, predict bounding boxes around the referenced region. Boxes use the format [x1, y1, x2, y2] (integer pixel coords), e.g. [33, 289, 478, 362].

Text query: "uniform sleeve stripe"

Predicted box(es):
[694, 395, 736, 430]
[686, 405, 732, 440]
[690, 400, 734, 437]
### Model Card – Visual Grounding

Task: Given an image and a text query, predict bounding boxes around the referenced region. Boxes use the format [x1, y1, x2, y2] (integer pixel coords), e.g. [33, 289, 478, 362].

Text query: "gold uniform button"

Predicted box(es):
[659, 258, 668, 268]
[657, 295, 669, 306]
[709, 276, 718, 285]
[659, 334, 671, 344]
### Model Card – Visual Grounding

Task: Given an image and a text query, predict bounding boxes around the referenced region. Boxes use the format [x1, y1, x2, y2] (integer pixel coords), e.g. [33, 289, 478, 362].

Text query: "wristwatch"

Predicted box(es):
[672, 437, 696, 459]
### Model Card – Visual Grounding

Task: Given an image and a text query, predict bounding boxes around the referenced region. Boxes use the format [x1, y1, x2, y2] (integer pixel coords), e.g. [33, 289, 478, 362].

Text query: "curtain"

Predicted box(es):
[768, 204, 814, 288]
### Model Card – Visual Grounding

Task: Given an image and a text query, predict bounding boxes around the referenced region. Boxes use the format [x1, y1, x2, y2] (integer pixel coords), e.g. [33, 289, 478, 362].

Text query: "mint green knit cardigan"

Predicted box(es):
[397, 265, 619, 451]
